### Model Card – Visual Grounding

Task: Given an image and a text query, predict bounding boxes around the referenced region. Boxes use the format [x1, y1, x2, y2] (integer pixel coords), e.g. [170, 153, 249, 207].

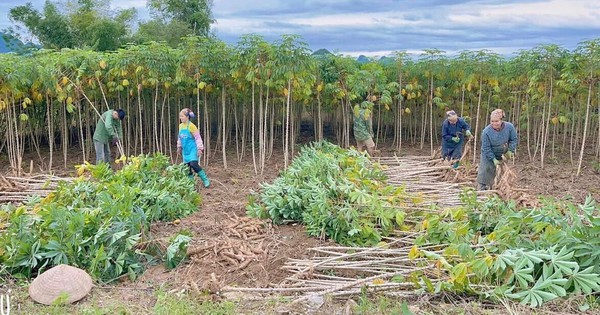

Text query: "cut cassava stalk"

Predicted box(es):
[0, 174, 72, 204]
[289, 266, 432, 305]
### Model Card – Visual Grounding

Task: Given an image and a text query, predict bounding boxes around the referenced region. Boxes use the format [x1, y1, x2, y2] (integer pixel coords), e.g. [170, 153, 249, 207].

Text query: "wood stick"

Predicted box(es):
[290, 266, 431, 305]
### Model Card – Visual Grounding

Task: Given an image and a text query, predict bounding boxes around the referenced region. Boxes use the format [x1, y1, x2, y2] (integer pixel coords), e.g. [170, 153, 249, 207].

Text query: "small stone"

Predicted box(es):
[306, 294, 324, 310]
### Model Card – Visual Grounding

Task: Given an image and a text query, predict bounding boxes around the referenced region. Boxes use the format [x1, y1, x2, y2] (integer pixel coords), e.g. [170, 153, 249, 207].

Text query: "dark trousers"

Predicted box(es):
[187, 160, 203, 175]
[442, 142, 464, 160]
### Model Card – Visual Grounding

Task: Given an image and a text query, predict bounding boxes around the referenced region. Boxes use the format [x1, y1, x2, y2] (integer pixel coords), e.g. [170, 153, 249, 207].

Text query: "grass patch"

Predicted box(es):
[153, 291, 236, 315]
[7, 286, 237, 315]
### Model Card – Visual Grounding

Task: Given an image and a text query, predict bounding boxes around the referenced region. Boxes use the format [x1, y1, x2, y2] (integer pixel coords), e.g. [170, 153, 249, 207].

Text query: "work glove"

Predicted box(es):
[452, 136, 460, 143]
[505, 150, 514, 159]
[493, 158, 501, 166]
[465, 130, 472, 137]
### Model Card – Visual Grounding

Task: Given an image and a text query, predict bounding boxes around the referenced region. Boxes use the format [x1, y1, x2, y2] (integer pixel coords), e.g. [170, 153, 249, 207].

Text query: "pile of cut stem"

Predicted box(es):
[0, 174, 71, 204]
[377, 155, 489, 207]
[222, 234, 443, 299]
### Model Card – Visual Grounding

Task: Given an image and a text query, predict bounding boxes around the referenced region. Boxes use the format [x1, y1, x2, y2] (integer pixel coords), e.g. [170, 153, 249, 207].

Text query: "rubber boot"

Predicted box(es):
[198, 169, 210, 188]
[452, 161, 460, 169]
[187, 173, 194, 180]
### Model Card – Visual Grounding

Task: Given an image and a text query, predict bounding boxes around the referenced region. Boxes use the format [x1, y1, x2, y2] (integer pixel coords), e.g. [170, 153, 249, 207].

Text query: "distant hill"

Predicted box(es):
[1, 33, 19, 53]
[311, 49, 399, 64]
[312, 48, 333, 56]
[0, 32, 35, 53]
[378, 56, 395, 65]
[356, 55, 370, 64]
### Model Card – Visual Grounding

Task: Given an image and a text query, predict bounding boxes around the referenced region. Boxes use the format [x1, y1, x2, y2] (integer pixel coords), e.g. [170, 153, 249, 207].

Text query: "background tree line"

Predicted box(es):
[3, 0, 214, 51]
[1, 0, 599, 177]
[0, 36, 598, 177]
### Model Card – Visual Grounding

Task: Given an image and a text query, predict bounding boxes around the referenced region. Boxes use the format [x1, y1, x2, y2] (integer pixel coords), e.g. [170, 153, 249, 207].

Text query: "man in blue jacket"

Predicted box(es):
[441, 110, 472, 168]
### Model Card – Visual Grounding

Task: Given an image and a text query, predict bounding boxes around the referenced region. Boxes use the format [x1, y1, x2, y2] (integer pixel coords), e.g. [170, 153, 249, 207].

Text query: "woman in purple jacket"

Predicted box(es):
[441, 110, 472, 168]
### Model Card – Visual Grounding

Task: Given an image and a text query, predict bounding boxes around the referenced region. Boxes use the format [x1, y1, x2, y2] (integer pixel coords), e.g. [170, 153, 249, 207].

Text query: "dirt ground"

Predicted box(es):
[515, 157, 600, 202]
[1, 140, 599, 314]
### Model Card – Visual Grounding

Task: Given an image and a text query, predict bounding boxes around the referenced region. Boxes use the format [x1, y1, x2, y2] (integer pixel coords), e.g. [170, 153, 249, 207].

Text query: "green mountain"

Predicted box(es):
[0, 32, 32, 53]
[378, 56, 395, 65]
[356, 55, 370, 64]
[312, 48, 333, 56]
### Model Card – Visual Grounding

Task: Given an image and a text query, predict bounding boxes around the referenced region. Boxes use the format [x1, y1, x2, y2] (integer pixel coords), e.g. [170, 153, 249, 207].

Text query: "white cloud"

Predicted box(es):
[448, 0, 600, 28]
[213, 18, 273, 34]
[213, 0, 285, 15]
[111, 0, 147, 10]
[289, 13, 410, 28]
[215, 0, 600, 34]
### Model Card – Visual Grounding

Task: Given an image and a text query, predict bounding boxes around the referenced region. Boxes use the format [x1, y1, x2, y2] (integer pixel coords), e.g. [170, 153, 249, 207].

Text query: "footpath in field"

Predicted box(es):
[221, 154, 490, 308]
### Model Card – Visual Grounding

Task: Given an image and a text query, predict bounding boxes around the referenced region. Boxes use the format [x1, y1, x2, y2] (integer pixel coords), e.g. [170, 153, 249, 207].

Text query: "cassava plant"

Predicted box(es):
[247, 141, 425, 246]
[0, 153, 200, 282]
[410, 192, 600, 308]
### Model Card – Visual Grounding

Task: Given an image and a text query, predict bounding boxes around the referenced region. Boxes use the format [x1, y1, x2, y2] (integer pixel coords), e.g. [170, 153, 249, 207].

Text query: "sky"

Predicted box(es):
[1, 0, 599, 57]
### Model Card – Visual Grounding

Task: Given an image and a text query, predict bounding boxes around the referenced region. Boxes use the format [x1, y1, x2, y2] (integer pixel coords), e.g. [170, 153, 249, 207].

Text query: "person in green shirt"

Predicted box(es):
[93, 109, 125, 165]
[353, 96, 376, 156]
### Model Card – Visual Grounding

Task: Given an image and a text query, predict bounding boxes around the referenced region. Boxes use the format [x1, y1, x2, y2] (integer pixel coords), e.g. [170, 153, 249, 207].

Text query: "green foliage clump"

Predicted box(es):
[165, 232, 192, 270]
[247, 141, 421, 246]
[0, 153, 200, 282]
[413, 193, 600, 308]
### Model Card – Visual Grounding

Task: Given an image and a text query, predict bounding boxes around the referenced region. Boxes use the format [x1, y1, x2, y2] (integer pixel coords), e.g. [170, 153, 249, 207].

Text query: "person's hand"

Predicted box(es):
[493, 158, 501, 166]
[465, 130, 472, 137]
[197, 150, 203, 158]
[112, 137, 119, 145]
[452, 136, 460, 143]
[176, 147, 181, 155]
[505, 150, 514, 159]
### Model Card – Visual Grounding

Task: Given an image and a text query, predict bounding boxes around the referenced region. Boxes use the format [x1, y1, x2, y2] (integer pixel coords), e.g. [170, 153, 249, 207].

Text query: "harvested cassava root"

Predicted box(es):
[494, 162, 539, 207]
[186, 214, 273, 272]
[0, 174, 71, 204]
[427, 138, 478, 184]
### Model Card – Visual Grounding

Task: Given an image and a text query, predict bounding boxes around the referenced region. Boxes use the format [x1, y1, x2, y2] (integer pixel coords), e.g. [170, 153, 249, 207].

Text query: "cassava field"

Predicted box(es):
[1, 36, 600, 314]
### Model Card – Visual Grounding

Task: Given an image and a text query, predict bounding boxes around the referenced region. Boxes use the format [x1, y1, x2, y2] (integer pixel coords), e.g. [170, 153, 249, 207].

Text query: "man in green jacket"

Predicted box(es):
[93, 109, 125, 164]
[353, 97, 376, 156]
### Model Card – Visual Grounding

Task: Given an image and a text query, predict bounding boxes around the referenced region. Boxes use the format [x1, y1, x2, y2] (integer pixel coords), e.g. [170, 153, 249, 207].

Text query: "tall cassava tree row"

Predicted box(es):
[0, 36, 599, 176]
